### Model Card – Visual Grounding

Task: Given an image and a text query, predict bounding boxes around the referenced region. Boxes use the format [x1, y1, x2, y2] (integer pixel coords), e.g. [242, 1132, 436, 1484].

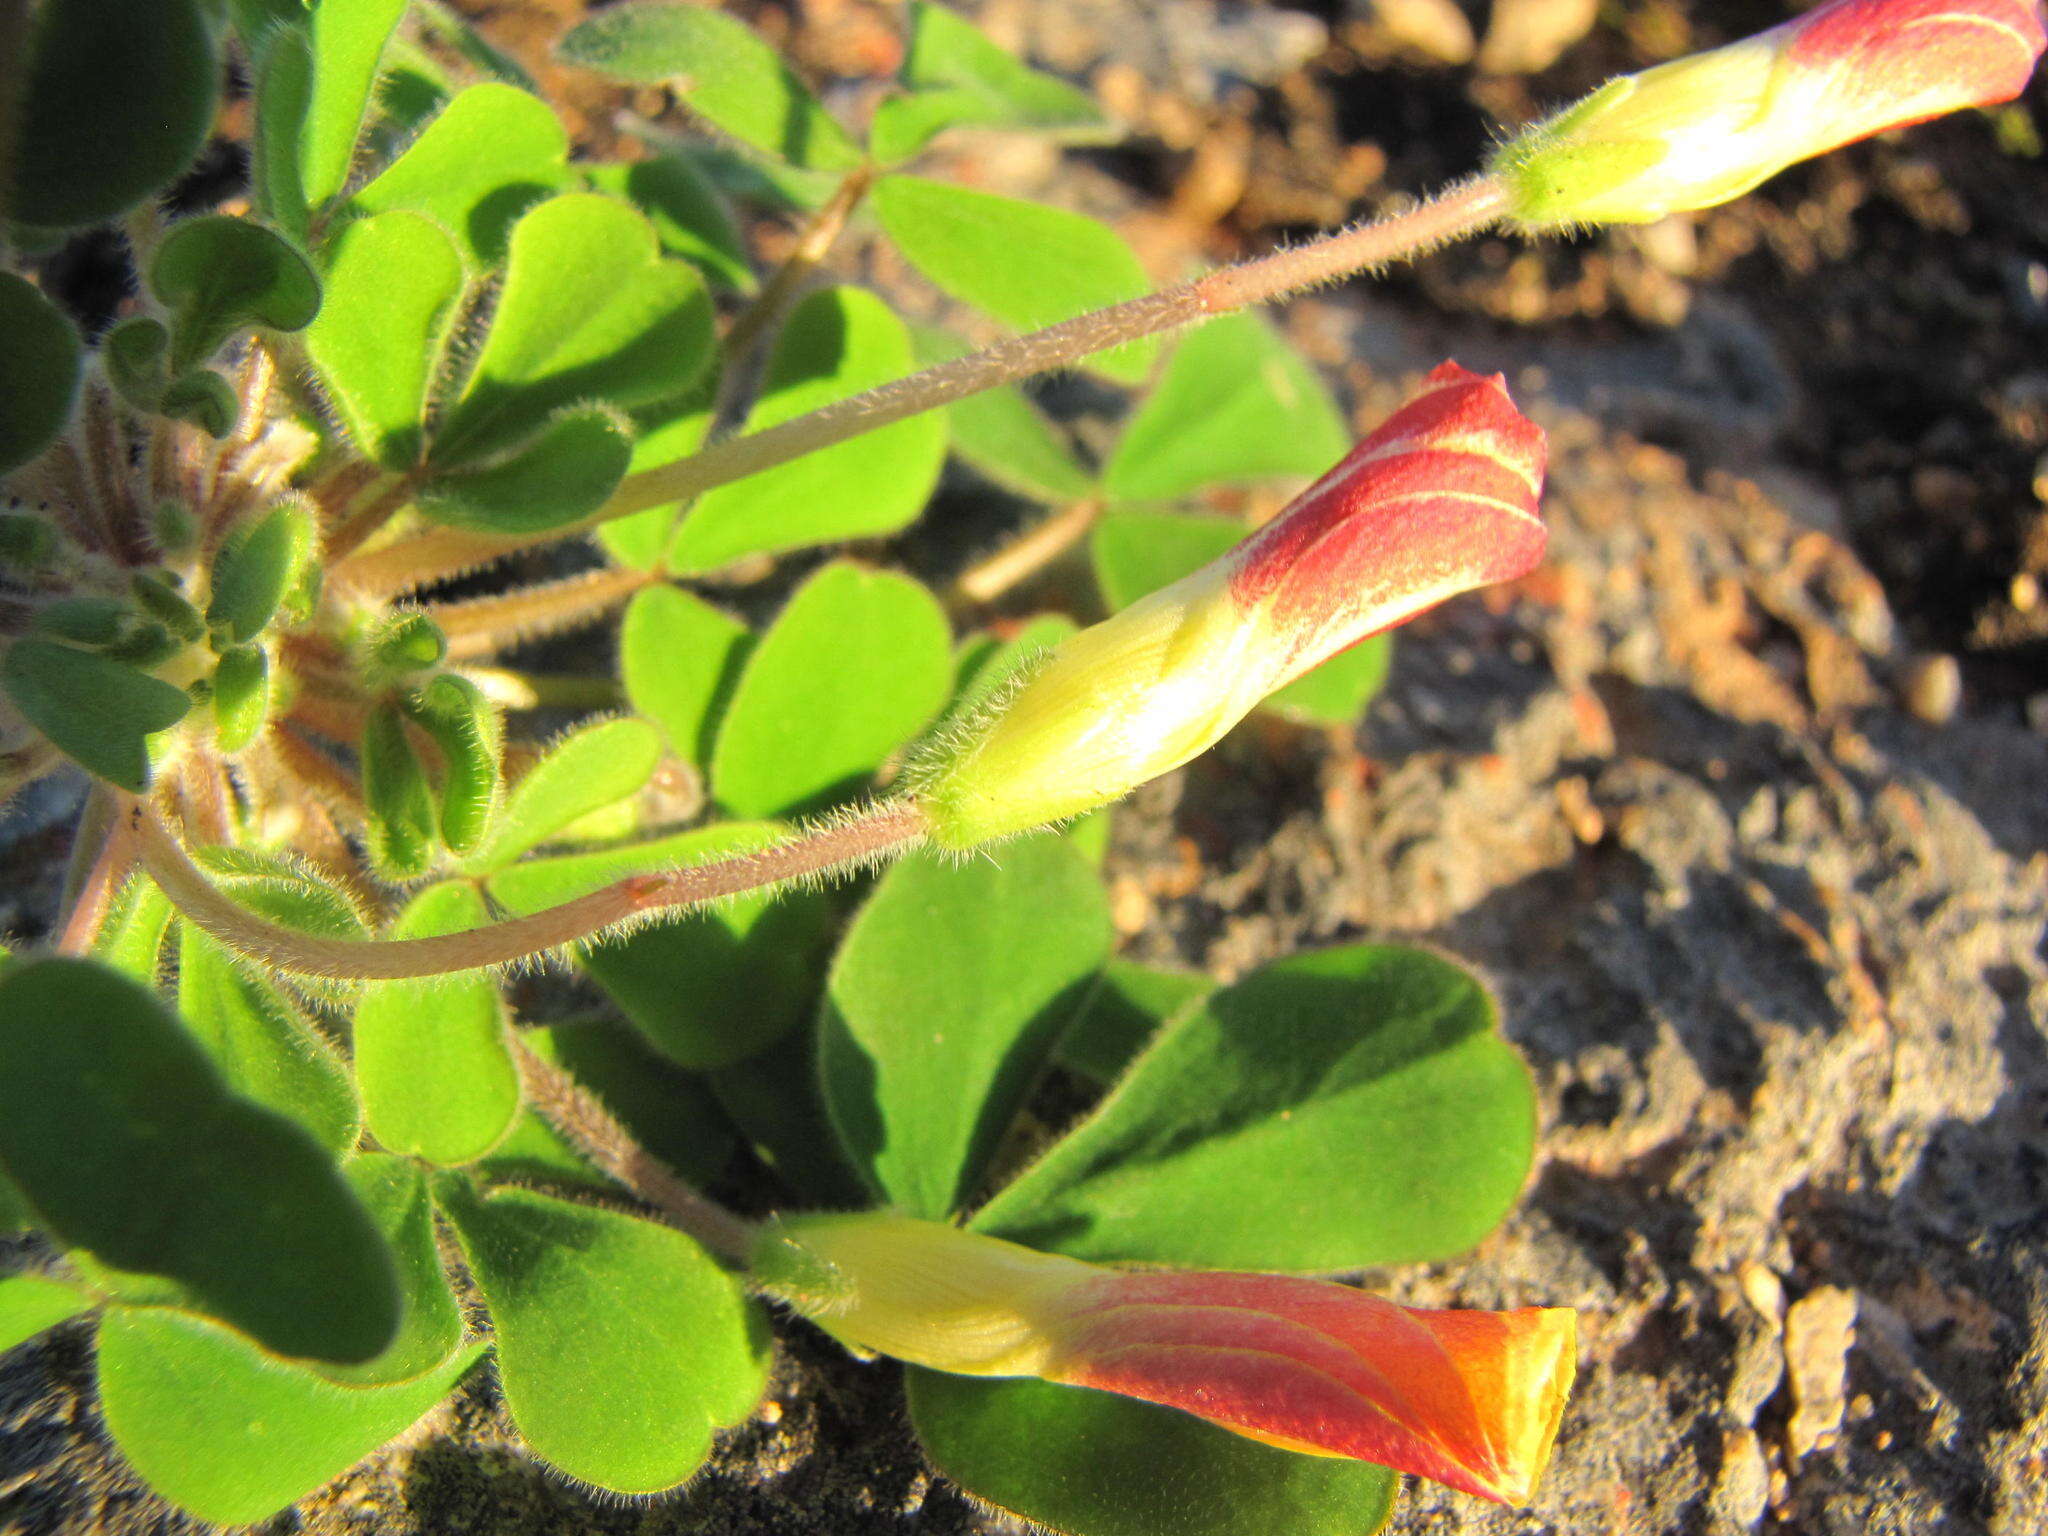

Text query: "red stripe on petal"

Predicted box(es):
[1782, 0, 2046, 136]
[1226, 365, 1547, 676]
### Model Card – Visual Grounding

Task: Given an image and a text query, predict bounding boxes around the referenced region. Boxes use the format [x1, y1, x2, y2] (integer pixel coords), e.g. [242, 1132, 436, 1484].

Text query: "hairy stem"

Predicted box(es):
[136, 800, 927, 979]
[515, 1037, 756, 1263]
[341, 178, 1508, 582]
[429, 564, 656, 662]
[323, 472, 423, 565]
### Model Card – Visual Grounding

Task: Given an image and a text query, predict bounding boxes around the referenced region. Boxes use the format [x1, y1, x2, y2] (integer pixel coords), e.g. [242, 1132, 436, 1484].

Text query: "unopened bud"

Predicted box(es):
[1491, 0, 2047, 228]
[915, 363, 1547, 849]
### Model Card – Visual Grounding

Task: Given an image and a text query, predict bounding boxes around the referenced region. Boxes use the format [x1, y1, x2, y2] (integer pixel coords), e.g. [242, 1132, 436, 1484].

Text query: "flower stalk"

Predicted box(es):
[134, 800, 927, 980]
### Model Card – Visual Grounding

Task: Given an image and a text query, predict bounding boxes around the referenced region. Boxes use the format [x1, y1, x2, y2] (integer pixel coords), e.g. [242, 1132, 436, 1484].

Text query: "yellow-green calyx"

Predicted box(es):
[750, 1213, 1092, 1376]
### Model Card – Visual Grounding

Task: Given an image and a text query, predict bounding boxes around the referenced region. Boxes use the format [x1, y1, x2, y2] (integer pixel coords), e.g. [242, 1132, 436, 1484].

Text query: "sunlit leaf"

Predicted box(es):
[557, 1, 862, 172]
[819, 837, 1111, 1216]
[439, 1181, 768, 1492]
[874, 175, 1156, 384]
[710, 562, 952, 818]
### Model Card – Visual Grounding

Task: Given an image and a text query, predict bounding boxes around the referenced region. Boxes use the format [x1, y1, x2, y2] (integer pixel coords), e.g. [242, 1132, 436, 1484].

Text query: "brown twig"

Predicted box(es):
[720, 163, 875, 367]
[514, 1037, 756, 1264]
[135, 799, 928, 979]
[950, 497, 1104, 610]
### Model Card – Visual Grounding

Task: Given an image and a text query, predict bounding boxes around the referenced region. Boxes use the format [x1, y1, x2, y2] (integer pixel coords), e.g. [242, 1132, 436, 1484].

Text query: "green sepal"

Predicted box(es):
[206, 499, 315, 643]
[400, 674, 503, 856]
[210, 644, 270, 752]
[360, 701, 438, 879]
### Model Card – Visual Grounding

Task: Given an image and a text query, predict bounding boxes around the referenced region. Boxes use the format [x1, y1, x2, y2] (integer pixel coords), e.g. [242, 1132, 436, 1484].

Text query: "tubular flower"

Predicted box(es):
[1491, 0, 2048, 228]
[753, 1213, 1577, 1506]
[916, 362, 1547, 849]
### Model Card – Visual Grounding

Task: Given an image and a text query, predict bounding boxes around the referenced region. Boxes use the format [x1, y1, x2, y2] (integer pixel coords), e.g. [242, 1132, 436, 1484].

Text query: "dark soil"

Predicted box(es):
[4, 2, 2046, 1534]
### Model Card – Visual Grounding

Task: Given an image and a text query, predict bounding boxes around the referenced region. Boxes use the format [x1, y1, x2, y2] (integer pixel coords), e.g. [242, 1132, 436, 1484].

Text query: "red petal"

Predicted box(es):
[1047, 1270, 1575, 1504]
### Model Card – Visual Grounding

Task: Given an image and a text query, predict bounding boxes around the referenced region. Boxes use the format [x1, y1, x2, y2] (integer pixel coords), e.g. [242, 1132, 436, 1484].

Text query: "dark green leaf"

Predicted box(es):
[587, 156, 753, 290]
[1090, 510, 1392, 726]
[98, 1309, 478, 1525]
[1, 640, 190, 792]
[706, 1027, 871, 1206]
[305, 210, 465, 467]
[556, 2, 862, 172]
[354, 884, 519, 1166]
[418, 404, 633, 534]
[1057, 959, 1214, 1084]
[9, 0, 220, 229]
[176, 925, 359, 1154]
[710, 562, 952, 818]
[0, 272, 82, 476]
[1102, 312, 1350, 503]
[620, 585, 750, 771]
[361, 701, 438, 878]
[207, 499, 314, 643]
[103, 316, 170, 414]
[459, 715, 662, 873]
[487, 823, 836, 1070]
[229, 0, 307, 48]
[972, 945, 1536, 1271]
[0, 1274, 92, 1354]
[317, 1155, 465, 1386]
[869, 0, 1107, 164]
[873, 175, 1156, 385]
[908, 1370, 1397, 1536]
[150, 216, 321, 373]
[300, 0, 410, 208]
[820, 837, 1111, 1216]
[439, 1182, 768, 1492]
[668, 287, 948, 572]
[0, 959, 399, 1363]
[160, 368, 240, 438]
[432, 193, 715, 466]
[346, 82, 569, 263]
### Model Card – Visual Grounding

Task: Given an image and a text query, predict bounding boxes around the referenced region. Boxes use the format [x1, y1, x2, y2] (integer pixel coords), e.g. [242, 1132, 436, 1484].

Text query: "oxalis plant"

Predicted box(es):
[0, 0, 2040, 1528]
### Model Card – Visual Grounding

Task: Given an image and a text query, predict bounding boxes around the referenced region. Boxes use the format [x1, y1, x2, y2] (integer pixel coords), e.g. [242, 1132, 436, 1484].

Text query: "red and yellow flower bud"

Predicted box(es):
[754, 1212, 1577, 1506]
[1491, 0, 2047, 228]
[915, 363, 1547, 849]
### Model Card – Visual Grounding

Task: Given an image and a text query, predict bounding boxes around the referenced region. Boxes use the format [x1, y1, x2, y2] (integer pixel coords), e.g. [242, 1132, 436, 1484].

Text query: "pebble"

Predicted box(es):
[1710, 1427, 1772, 1532]
[1361, 0, 1475, 64]
[1477, 0, 1599, 75]
[1902, 653, 1962, 726]
[1784, 1285, 1857, 1461]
